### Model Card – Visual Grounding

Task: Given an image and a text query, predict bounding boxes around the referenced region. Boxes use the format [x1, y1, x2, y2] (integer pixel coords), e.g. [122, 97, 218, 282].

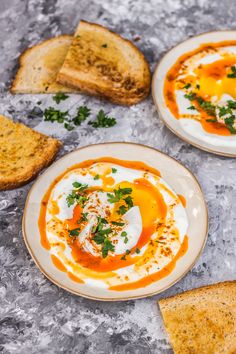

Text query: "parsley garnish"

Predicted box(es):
[187, 105, 196, 110]
[135, 248, 140, 254]
[68, 227, 81, 237]
[121, 231, 128, 243]
[73, 106, 91, 126]
[112, 168, 117, 173]
[44, 107, 69, 123]
[121, 250, 131, 260]
[94, 174, 100, 180]
[78, 212, 88, 223]
[111, 221, 125, 226]
[107, 187, 132, 203]
[227, 66, 236, 78]
[102, 238, 115, 258]
[184, 92, 196, 101]
[183, 83, 191, 89]
[92, 217, 114, 258]
[66, 182, 88, 207]
[88, 110, 117, 128]
[52, 92, 69, 104]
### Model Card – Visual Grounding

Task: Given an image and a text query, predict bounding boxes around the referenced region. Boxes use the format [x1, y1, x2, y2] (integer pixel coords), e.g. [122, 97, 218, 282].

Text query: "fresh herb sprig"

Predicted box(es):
[66, 182, 88, 207]
[92, 217, 115, 258]
[88, 110, 117, 128]
[42, 105, 116, 131]
[227, 66, 236, 78]
[184, 91, 236, 134]
[52, 93, 69, 104]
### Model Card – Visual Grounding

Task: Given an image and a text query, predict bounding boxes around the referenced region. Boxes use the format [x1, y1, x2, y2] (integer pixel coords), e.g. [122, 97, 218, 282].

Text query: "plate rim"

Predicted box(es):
[152, 30, 236, 158]
[22, 142, 209, 301]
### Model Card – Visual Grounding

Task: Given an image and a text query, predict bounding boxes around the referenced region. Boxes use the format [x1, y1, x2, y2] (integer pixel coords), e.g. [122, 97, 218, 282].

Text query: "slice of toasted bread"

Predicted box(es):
[159, 281, 236, 354]
[57, 20, 151, 105]
[11, 35, 76, 94]
[0, 115, 61, 190]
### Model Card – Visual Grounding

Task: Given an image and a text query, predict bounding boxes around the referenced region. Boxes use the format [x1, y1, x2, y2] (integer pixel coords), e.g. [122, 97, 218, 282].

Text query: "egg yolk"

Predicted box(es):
[195, 57, 236, 100]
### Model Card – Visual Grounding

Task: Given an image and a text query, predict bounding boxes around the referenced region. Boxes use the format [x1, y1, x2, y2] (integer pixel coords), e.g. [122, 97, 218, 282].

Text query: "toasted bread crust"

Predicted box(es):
[0, 115, 62, 190]
[11, 35, 75, 94]
[159, 281, 236, 354]
[57, 20, 151, 105]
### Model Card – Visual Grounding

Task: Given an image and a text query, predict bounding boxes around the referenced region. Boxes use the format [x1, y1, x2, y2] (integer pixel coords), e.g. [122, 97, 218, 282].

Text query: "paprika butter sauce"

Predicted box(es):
[164, 40, 236, 136]
[38, 157, 189, 291]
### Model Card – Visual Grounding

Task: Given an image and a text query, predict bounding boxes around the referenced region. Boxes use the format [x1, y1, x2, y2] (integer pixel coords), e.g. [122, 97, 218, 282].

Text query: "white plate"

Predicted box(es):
[152, 31, 236, 157]
[23, 143, 208, 301]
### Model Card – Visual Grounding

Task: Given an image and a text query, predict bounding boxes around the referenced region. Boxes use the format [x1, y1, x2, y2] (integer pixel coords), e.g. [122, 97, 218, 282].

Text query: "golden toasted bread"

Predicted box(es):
[0, 115, 61, 190]
[57, 20, 151, 105]
[159, 281, 236, 354]
[11, 35, 76, 94]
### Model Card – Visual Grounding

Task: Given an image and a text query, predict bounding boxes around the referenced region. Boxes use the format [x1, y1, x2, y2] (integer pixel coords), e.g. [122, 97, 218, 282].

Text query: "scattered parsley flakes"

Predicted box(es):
[66, 182, 88, 207]
[64, 122, 74, 131]
[135, 248, 141, 254]
[111, 221, 125, 226]
[78, 212, 88, 223]
[112, 168, 117, 173]
[52, 92, 69, 104]
[184, 92, 196, 101]
[102, 238, 115, 258]
[73, 106, 91, 126]
[68, 227, 81, 237]
[183, 83, 191, 89]
[227, 66, 236, 78]
[117, 205, 128, 215]
[88, 110, 117, 128]
[187, 105, 196, 110]
[44, 107, 69, 123]
[94, 174, 100, 180]
[107, 187, 132, 203]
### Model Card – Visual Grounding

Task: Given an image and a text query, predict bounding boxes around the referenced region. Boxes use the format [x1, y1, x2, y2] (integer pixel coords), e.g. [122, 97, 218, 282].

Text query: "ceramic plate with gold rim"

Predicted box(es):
[23, 143, 208, 301]
[152, 31, 236, 157]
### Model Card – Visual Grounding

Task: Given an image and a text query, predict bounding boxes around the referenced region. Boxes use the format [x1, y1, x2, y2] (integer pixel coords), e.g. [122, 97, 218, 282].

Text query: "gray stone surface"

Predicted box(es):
[0, 0, 236, 353]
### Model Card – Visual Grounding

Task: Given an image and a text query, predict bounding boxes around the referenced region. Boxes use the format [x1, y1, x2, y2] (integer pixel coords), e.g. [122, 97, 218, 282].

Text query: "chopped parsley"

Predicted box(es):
[78, 212, 88, 223]
[94, 174, 100, 180]
[117, 205, 128, 215]
[227, 66, 236, 78]
[44, 107, 69, 123]
[72, 106, 91, 126]
[183, 83, 191, 89]
[121, 250, 131, 261]
[52, 92, 69, 104]
[102, 238, 115, 258]
[184, 92, 196, 101]
[92, 217, 114, 258]
[135, 248, 141, 254]
[112, 168, 117, 173]
[107, 187, 132, 203]
[42, 105, 115, 131]
[68, 227, 81, 237]
[121, 231, 128, 244]
[111, 221, 125, 226]
[66, 182, 88, 207]
[88, 110, 117, 128]
[187, 105, 196, 110]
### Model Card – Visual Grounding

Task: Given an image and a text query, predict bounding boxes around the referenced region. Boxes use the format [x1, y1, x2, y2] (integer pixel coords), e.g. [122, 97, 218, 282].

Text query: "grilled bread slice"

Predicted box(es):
[11, 35, 75, 94]
[0, 115, 61, 190]
[159, 281, 236, 354]
[57, 21, 151, 105]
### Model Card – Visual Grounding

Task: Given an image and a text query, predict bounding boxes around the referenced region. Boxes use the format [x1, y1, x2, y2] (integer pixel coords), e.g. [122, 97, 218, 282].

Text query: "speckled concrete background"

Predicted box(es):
[0, 0, 236, 353]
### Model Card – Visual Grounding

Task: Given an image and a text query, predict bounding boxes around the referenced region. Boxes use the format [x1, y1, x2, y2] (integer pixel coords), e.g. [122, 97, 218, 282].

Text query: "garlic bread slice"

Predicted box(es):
[11, 35, 75, 94]
[57, 21, 151, 105]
